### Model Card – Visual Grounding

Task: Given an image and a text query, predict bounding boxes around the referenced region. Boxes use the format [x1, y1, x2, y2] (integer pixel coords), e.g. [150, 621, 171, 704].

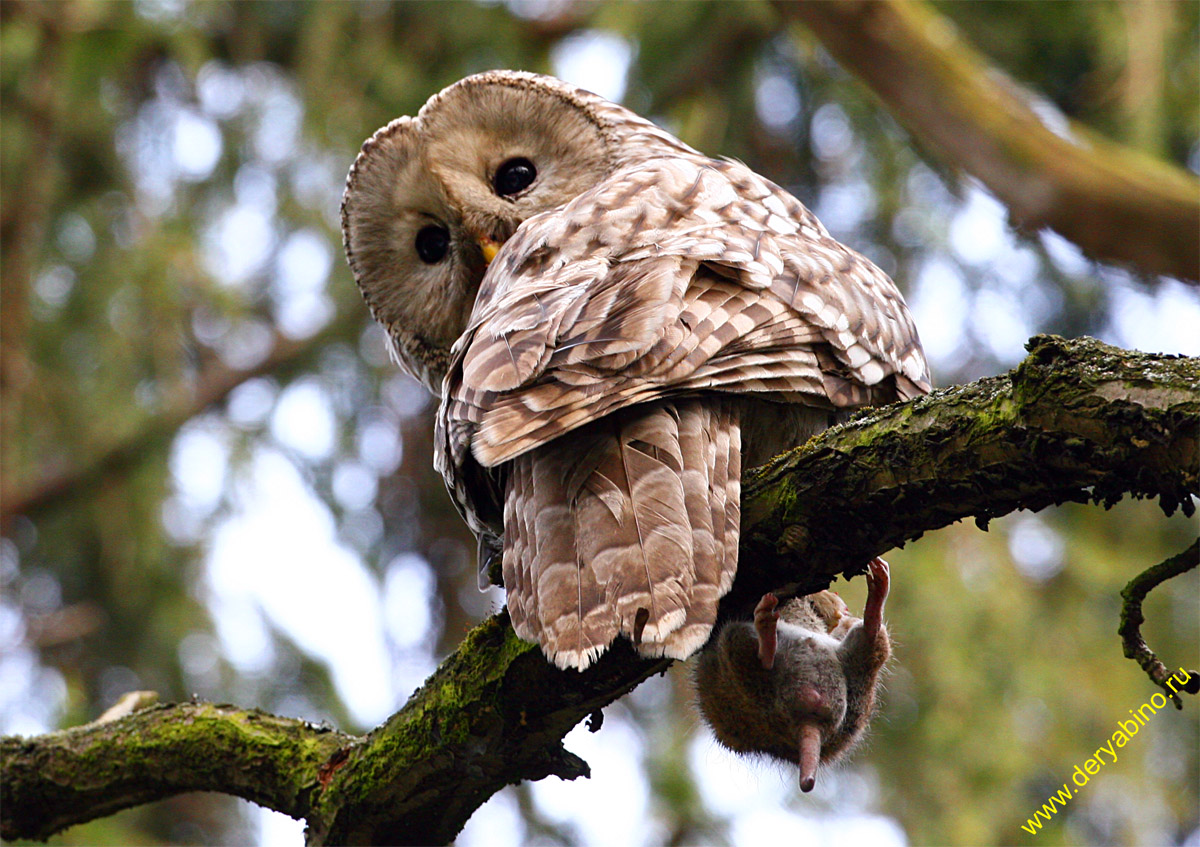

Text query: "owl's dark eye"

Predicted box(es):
[493, 158, 537, 197]
[415, 225, 450, 264]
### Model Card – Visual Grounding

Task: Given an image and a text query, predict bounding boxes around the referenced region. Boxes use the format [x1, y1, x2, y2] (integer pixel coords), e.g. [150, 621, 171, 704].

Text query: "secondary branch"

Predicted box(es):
[0, 316, 357, 530]
[778, 0, 1200, 282]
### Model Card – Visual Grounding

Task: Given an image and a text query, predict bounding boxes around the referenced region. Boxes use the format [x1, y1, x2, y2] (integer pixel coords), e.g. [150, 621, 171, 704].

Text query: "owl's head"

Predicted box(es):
[342, 70, 687, 393]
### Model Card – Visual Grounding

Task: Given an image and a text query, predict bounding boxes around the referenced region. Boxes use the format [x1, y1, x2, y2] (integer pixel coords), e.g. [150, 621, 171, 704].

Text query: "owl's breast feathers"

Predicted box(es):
[435, 154, 929, 669]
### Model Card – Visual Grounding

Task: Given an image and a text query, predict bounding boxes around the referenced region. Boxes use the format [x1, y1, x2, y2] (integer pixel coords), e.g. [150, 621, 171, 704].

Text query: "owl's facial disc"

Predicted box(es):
[421, 76, 615, 236]
[342, 117, 486, 392]
[344, 72, 621, 394]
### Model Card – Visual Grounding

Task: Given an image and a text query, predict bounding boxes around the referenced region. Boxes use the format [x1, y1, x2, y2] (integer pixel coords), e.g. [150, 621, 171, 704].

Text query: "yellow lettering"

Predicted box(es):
[1030, 692, 1172, 836]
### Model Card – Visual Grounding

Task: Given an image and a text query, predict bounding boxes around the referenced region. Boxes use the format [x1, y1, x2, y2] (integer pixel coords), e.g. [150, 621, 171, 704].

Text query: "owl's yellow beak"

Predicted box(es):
[478, 237, 502, 265]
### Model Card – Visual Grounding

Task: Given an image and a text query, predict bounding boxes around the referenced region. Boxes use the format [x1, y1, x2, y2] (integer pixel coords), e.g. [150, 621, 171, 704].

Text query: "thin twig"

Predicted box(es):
[1119, 539, 1200, 709]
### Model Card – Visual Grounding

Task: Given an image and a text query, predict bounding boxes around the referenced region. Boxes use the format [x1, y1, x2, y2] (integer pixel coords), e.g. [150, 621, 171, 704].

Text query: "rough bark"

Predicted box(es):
[777, 0, 1200, 282]
[3, 336, 1197, 844]
[0, 703, 354, 842]
[729, 333, 1198, 610]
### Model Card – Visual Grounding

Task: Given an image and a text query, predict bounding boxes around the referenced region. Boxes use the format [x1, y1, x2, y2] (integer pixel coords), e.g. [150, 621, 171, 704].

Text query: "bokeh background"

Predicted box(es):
[2, 2, 1197, 845]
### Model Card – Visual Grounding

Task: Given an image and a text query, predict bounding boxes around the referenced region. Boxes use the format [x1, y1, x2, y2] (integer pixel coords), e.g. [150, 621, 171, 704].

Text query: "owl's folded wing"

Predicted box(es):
[442, 155, 930, 472]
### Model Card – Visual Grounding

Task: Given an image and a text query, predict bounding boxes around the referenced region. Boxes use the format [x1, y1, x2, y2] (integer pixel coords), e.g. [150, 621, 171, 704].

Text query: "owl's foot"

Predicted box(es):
[863, 557, 890, 641]
[754, 592, 780, 669]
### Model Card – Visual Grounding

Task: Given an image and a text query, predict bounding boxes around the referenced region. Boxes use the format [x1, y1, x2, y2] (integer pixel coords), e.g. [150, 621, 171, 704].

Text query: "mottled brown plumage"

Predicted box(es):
[341, 71, 929, 671]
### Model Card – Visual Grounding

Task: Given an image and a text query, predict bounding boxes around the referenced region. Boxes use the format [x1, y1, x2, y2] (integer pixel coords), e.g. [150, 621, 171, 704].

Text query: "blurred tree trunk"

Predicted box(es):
[0, 6, 67, 482]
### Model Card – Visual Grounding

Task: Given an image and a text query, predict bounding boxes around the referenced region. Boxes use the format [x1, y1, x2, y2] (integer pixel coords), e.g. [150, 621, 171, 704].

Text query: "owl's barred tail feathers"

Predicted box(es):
[503, 400, 741, 671]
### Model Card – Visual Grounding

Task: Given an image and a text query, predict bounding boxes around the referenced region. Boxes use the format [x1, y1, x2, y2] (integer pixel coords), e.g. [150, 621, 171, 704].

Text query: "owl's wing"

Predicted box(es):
[441, 154, 929, 475]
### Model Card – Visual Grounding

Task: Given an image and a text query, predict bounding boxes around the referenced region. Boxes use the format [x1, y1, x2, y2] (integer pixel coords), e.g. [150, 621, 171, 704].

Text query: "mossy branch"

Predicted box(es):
[3, 336, 1197, 845]
[777, 0, 1200, 282]
[731, 334, 1198, 610]
[0, 702, 354, 842]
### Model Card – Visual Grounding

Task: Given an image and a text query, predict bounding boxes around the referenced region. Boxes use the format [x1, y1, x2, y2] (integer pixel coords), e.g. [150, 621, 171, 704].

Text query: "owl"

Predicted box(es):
[342, 71, 929, 672]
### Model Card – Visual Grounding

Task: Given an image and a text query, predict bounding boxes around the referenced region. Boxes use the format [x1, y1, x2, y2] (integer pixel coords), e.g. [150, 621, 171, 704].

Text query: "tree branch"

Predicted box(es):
[777, 0, 1200, 282]
[307, 617, 668, 845]
[0, 702, 354, 842]
[729, 333, 1198, 610]
[0, 316, 358, 530]
[3, 336, 1197, 844]
[1119, 540, 1200, 707]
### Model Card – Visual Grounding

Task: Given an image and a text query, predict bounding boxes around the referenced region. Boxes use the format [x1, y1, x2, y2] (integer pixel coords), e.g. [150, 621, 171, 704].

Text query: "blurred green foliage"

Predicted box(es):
[1, 1, 1196, 845]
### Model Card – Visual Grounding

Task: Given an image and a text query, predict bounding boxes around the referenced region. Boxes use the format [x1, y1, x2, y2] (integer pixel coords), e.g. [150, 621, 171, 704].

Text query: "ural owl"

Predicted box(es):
[342, 71, 929, 672]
